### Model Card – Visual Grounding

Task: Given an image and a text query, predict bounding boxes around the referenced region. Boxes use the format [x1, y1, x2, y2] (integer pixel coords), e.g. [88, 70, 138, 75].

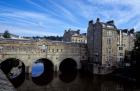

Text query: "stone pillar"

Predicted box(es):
[25, 66, 30, 80]
[54, 64, 59, 72]
[77, 61, 81, 70]
[25, 66, 30, 73]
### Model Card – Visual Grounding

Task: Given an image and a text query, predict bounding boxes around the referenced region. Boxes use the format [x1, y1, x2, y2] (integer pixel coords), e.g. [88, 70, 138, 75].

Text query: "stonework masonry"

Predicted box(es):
[0, 69, 16, 91]
[0, 39, 87, 73]
[63, 29, 87, 43]
[87, 18, 135, 74]
[117, 29, 135, 66]
[0, 19, 135, 75]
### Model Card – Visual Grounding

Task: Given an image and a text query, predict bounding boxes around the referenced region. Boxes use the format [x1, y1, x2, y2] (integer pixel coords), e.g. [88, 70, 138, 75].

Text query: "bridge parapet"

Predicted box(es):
[0, 39, 88, 73]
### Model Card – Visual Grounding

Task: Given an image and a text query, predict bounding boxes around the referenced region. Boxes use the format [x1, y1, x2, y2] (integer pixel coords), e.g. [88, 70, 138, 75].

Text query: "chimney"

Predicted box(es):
[89, 20, 93, 25]
[96, 18, 100, 22]
[77, 29, 80, 34]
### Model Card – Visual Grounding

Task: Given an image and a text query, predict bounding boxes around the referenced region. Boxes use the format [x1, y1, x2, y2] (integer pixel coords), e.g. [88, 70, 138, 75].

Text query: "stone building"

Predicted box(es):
[117, 29, 135, 66]
[0, 19, 135, 75]
[0, 38, 87, 73]
[87, 18, 118, 74]
[86, 18, 136, 74]
[63, 29, 87, 43]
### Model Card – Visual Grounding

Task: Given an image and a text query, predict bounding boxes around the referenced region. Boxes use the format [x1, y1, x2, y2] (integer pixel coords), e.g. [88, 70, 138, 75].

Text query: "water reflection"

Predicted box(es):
[32, 70, 53, 86]
[32, 63, 44, 77]
[59, 70, 77, 83]
[16, 71, 137, 91]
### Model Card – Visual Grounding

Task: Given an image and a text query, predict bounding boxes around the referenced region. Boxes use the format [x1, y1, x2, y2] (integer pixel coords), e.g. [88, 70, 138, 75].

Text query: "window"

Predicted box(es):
[108, 38, 111, 44]
[120, 58, 123, 61]
[119, 47, 123, 50]
[107, 38, 111, 45]
[122, 44, 125, 47]
[120, 53, 123, 56]
[57, 49, 59, 52]
[108, 51, 111, 55]
[52, 49, 54, 52]
[108, 31, 112, 36]
[107, 31, 112, 36]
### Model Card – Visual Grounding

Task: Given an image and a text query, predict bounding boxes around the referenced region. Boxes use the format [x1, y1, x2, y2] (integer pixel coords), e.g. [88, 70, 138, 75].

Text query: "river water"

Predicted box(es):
[14, 65, 138, 91]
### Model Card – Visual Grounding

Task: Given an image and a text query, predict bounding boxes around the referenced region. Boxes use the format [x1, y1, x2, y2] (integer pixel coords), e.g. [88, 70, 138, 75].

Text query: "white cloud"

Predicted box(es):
[71, 0, 140, 30]
[1, 0, 140, 37]
[0, 24, 59, 36]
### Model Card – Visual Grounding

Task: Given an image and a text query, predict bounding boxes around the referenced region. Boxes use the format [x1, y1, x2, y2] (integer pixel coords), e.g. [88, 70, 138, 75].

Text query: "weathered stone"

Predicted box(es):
[0, 39, 87, 73]
[0, 69, 16, 91]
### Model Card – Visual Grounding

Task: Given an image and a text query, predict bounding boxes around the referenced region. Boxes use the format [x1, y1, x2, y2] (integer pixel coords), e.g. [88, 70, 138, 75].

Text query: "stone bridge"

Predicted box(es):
[0, 39, 87, 73]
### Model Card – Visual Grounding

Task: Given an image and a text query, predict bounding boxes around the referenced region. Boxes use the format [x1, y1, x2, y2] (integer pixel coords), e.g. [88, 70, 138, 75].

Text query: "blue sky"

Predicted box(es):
[0, 0, 140, 36]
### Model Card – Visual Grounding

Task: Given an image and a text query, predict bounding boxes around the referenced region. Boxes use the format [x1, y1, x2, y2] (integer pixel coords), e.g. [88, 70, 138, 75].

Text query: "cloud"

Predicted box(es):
[50, 0, 140, 31]
[0, 23, 60, 36]
[26, 0, 79, 24]
[0, 0, 140, 37]
[0, 1, 87, 36]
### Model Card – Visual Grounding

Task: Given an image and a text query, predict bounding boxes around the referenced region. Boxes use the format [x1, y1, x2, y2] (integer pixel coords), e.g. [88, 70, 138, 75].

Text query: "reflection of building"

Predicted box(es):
[63, 29, 87, 43]
[87, 18, 135, 74]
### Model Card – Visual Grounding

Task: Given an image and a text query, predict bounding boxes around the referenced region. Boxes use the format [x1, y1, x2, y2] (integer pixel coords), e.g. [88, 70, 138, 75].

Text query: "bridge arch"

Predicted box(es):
[0, 58, 25, 87]
[0, 57, 26, 66]
[0, 58, 25, 75]
[31, 58, 54, 77]
[59, 58, 77, 72]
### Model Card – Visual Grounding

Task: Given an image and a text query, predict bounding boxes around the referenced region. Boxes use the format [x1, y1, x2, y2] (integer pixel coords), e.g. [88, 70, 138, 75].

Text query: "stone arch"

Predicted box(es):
[0, 57, 25, 65]
[0, 58, 26, 87]
[31, 58, 54, 75]
[59, 58, 77, 72]
[0, 58, 25, 74]
[31, 58, 54, 85]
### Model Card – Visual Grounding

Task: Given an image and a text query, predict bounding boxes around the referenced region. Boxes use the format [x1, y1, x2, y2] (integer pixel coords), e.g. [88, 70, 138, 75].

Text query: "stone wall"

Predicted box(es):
[0, 39, 87, 73]
[0, 69, 16, 91]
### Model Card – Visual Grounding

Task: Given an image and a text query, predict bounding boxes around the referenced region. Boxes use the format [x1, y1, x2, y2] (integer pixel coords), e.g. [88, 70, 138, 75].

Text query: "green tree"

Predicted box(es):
[3, 30, 11, 38]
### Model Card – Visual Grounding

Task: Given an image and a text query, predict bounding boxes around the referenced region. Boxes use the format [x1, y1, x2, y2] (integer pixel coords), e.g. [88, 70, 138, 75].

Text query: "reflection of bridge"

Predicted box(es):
[0, 39, 87, 73]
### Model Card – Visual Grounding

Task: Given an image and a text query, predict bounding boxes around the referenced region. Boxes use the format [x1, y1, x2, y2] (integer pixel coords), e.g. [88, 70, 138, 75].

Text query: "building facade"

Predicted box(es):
[87, 18, 135, 74]
[87, 18, 118, 74]
[0, 19, 135, 75]
[0, 39, 87, 73]
[117, 29, 135, 66]
[63, 29, 87, 43]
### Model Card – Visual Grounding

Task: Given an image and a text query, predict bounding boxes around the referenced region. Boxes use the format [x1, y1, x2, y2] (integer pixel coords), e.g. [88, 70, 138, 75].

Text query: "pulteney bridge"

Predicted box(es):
[0, 39, 87, 74]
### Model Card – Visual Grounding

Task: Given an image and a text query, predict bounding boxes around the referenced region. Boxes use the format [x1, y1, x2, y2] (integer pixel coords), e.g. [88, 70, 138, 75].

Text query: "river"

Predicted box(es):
[13, 64, 138, 91]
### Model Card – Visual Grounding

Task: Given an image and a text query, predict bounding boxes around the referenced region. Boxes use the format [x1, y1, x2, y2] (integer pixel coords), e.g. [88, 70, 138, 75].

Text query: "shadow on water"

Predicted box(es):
[59, 58, 77, 72]
[32, 70, 54, 86]
[31, 58, 54, 86]
[59, 69, 77, 83]
[59, 58, 78, 83]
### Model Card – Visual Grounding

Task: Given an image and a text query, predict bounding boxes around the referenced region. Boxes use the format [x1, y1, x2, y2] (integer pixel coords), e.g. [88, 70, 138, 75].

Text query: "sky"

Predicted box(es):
[0, 0, 140, 36]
